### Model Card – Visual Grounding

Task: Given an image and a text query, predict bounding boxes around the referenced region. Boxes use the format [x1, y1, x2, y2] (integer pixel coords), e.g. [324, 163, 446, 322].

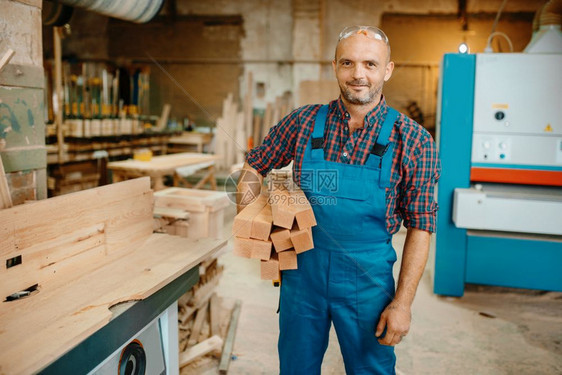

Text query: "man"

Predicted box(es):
[237, 25, 440, 374]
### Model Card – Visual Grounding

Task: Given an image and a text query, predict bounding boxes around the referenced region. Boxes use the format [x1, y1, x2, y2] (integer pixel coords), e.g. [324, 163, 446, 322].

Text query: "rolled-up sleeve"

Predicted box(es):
[246, 109, 299, 176]
[400, 134, 441, 232]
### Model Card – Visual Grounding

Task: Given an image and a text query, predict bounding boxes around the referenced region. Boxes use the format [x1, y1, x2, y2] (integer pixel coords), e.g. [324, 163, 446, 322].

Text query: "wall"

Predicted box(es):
[0, 0, 47, 204]
[43, 0, 546, 129]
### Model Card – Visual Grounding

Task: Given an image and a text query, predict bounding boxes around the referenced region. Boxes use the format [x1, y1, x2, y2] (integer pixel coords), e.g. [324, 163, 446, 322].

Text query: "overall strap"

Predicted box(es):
[310, 105, 329, 160]
[372, 107, 399, 188]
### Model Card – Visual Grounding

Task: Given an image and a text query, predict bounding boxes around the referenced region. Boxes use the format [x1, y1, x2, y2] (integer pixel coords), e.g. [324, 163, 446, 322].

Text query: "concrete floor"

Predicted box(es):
[212, 205, 562, 374]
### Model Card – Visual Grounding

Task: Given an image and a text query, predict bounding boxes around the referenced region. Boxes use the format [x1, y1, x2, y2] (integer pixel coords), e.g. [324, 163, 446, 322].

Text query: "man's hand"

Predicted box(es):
[374, 228, 430, 346]
[375, 302, 411, 346]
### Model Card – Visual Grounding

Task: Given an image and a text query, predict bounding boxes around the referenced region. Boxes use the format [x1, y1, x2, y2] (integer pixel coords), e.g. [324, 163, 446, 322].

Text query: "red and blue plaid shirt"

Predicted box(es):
[247, 96, 441, 234]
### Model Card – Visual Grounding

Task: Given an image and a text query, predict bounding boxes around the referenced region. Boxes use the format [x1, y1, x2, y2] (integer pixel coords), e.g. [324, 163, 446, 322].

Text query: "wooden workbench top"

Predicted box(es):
[0, 178, 226, 374]
[107, 152, 220, 173]
[0, 234, 225, 375]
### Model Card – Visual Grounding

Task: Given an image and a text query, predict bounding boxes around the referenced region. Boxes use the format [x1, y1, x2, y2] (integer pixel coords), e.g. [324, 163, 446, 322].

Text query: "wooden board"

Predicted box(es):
[0, 178, 154, 297]
[107, 153, 220, 174]
[0, 233, 226, 375]
[0, 178, 227, 374]
[180, 335, 223, 367]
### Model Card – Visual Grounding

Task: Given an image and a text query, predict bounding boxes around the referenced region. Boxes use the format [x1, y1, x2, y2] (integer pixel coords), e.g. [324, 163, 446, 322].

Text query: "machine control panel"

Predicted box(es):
[472, 54, 562, 169]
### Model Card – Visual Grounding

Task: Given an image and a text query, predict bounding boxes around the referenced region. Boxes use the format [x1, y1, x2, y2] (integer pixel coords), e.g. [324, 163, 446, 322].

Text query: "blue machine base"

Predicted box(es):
[466, 235, 562, 292]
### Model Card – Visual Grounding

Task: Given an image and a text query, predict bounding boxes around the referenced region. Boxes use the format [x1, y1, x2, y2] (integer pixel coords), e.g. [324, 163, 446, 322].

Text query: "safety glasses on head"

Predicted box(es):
[338, 26, 389, 44]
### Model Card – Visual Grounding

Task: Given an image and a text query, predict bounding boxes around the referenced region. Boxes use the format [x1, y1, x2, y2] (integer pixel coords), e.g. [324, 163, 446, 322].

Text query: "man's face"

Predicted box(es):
[332, 34, 394, 106]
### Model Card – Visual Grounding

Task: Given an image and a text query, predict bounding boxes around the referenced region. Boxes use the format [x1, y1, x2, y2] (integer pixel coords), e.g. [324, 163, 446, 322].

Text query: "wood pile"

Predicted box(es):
[231, 180, 316, 279]
[178, 257, 225, 365]
[213, 73, 294, 171]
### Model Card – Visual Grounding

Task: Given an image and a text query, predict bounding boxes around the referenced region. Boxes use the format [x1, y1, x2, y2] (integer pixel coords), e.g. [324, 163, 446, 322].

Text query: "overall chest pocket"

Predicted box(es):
[308, 177, 374, 238]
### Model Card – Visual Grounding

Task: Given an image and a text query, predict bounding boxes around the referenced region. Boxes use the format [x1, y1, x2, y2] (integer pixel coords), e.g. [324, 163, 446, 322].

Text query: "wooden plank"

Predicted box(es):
[190, 270, 222, 307]
[218, 299, 242, 374]
[107, 153, 220, 174]
[188, 300, 209, 346]
[0, 233, 226, 375]
[153, 206, 190, 220]
[156, 104, 171, 131]
[250, 203, 272, 241]
[180, 335, 223, 368]
[260, 253, 280, 280]
[0, 179, 154, 297]
[0, 49, 15, 74]
[232, 195, 268, 238]
[269, 187, 294, 229]
[209, 293, 220, 337]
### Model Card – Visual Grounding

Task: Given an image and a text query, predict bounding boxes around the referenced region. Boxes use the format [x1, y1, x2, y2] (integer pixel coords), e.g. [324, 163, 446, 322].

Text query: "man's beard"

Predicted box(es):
[339, 79, 383, 105]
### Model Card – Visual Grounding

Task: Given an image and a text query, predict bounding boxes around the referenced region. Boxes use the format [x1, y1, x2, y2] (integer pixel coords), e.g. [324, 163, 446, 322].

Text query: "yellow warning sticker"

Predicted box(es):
[492, 103, 509, 109]
[544, 124, 553, 132]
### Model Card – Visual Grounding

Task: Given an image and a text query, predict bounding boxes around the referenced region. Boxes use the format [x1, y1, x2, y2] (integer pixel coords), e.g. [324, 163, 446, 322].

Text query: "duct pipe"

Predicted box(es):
[525, 0, 562, 53]
[54, 0, 165, 23]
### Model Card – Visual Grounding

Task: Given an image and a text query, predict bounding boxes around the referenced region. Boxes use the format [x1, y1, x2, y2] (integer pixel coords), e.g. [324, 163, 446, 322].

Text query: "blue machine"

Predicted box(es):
[434, 53, 562, 297]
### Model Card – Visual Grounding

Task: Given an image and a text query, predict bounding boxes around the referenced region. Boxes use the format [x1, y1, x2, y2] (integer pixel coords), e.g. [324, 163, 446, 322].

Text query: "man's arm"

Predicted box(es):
[375, 227, 430, 346]
[236, 162, 263, 213]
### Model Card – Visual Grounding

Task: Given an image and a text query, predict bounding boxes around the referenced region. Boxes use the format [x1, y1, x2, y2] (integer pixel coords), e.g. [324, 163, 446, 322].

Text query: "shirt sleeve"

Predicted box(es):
[246, 108, 300, 177]
[399, 133, 441, 232]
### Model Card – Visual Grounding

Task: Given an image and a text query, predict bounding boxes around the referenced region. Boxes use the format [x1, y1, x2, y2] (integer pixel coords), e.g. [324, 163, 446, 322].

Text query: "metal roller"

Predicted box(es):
[55, 0, 164, 23]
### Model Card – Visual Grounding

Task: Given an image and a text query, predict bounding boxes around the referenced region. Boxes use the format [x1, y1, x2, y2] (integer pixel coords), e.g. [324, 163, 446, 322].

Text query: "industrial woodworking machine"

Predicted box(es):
[434, 51, 562, 296]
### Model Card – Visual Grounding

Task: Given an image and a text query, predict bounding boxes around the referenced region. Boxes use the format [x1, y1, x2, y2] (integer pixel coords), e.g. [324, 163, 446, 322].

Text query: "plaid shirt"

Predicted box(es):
[247, 96, 441, 234]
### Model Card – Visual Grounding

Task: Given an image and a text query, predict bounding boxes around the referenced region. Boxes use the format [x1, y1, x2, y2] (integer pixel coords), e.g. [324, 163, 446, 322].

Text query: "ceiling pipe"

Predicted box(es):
[52, 0, 165, 23]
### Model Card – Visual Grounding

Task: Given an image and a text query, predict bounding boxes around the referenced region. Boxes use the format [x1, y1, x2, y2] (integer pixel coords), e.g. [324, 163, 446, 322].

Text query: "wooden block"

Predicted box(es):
[163, 224, 176, 236]
[278, 249, 298, 270]
[250, 238, 272, 261]
[269, 188, 295, 229]
[180, 335, 224, 367]
[209, 293, 220, 337]
[172, 221, 189, 237]
[250, 203, 272, 241]
[218, 299, 242, 374]
[260, 253, 280, 280]
[293, 205, 317, 229]
[290, 227, 314, 254]
[153, 206, 190, 220]
[232, 195, 267, 238]
[289, 188, 317, 229]
[270, 228, 292, 252]
[188, 300, 209, 346]
[232, 237, 252, 258]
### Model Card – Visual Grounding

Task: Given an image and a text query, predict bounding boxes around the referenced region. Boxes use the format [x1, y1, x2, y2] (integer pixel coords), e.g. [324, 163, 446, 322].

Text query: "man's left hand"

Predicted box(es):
[375, 302, 411, 346]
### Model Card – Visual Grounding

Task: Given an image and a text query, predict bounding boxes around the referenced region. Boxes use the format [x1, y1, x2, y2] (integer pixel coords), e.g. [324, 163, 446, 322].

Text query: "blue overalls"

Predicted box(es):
[279, 105, 399, 375]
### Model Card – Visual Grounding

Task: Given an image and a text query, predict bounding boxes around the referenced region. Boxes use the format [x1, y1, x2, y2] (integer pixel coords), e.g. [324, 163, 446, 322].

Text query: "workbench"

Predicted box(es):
[168, 132, 213, 154]
[0, 178, 227, 374]
[107, 152, 220, 191]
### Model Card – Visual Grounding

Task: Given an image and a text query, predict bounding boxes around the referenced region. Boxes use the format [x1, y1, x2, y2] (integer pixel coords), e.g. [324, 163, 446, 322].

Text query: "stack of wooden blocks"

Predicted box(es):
[232, 182, 316, 280]
[177, 257, 225, 368]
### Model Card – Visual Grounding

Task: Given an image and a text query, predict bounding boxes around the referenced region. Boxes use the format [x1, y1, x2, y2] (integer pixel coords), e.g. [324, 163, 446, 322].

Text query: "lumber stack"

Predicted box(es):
[213, 74, 295, 171]
[232, 183, 316, 279]
[214, 93, 245, 171]
[177, 257, 225, 362]
[251, 92, 294, 148]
